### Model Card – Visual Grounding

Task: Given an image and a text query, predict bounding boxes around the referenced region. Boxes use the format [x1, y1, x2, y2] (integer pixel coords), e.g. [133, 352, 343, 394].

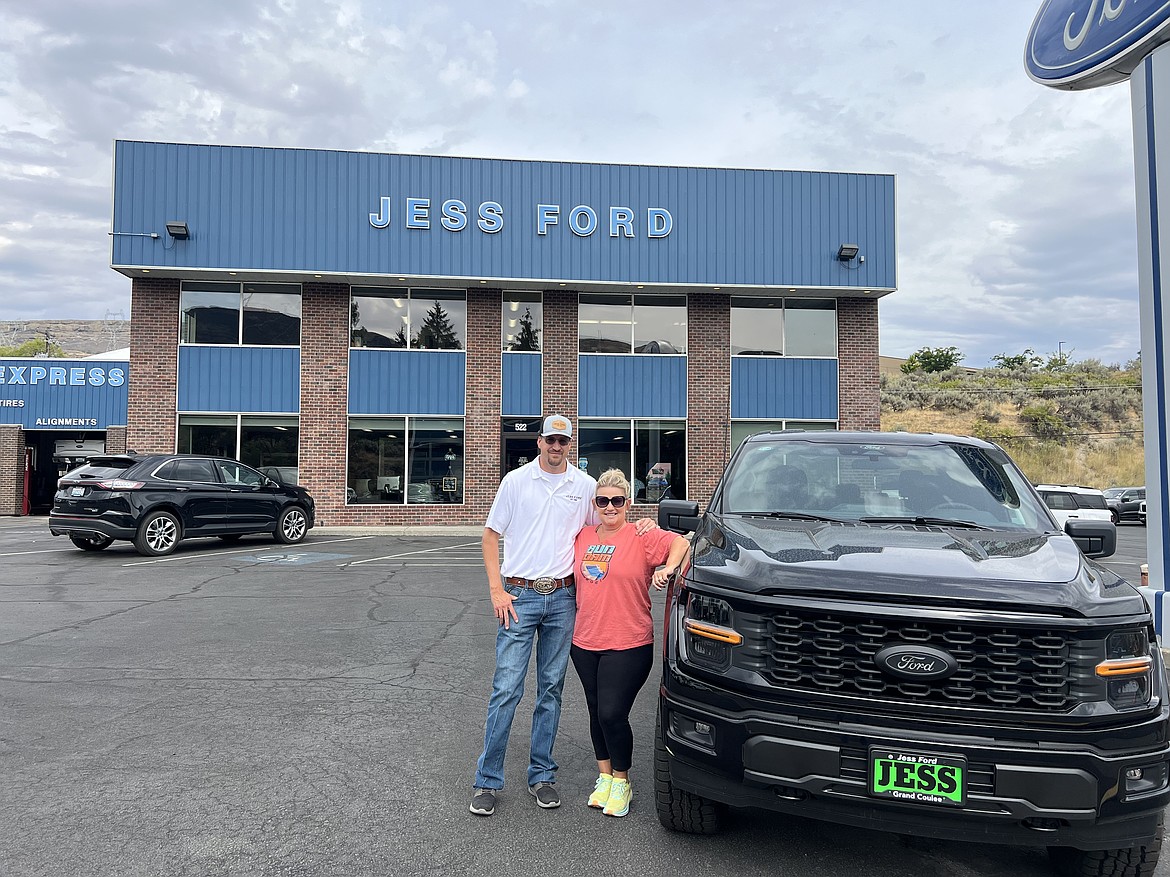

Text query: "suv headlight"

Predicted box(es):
[683, 592, 742, 673]
[1097, 629, 1154, 709]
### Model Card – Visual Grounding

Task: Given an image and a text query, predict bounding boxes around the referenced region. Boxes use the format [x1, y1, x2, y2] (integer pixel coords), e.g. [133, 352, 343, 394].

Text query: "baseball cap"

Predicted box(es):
[540, 415, 573, 439]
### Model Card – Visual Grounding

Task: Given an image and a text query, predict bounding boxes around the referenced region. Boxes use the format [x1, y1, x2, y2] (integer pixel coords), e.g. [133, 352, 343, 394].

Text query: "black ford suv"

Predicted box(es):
[50, 454, 315, 556]
[656, 431, 1167, 876]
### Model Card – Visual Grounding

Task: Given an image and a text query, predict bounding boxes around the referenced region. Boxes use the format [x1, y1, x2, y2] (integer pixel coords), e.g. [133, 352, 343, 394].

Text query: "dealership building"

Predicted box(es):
[0, 141, 895, 523]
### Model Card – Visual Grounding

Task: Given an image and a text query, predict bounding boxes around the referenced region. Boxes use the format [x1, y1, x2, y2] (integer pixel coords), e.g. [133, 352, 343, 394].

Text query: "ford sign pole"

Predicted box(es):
[1027, 1, 1170, 636]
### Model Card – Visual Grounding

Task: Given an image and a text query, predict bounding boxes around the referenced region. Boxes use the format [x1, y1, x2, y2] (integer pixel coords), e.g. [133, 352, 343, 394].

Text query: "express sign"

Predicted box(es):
[1026, 0, 1170, 89]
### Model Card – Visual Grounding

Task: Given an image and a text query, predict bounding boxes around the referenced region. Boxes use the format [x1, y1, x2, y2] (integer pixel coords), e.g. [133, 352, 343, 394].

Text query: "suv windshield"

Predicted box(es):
[721, 437, 1052, 531]
[62, 457, 137, 480]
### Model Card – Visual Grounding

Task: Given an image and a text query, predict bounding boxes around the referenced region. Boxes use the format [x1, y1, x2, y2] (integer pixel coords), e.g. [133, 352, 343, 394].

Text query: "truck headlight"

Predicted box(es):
[1098, 630, 1153, 709]
[683, 593, 741, 672]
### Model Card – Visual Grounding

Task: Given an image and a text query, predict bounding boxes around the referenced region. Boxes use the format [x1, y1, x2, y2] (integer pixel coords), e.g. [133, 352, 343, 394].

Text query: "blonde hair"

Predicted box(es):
[597, 468, 631, 496]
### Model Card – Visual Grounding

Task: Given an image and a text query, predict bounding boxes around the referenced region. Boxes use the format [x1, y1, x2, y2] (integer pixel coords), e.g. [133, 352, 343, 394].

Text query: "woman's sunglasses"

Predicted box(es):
[594, 495, 628, 508]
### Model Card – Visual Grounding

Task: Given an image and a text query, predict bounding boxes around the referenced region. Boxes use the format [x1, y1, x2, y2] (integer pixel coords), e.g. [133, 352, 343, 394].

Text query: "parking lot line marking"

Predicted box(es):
[121, 536, 374, 567]
[0, 548, 75, 558]
[347, 540, 482, 566]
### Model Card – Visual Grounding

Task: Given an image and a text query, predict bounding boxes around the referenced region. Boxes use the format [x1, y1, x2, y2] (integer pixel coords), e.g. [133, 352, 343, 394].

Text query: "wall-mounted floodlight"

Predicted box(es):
[836, 243, 860, 261]
[165, 221, 190, 240]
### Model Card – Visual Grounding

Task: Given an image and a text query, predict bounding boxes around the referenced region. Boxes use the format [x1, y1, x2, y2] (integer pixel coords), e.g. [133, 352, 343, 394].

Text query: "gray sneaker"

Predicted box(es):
[469, 788, 497, 816]
[528, 782, 561, 809]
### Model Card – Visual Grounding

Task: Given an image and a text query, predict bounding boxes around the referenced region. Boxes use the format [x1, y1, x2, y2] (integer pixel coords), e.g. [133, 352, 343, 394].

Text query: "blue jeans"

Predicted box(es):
[474, 584, 576, 790]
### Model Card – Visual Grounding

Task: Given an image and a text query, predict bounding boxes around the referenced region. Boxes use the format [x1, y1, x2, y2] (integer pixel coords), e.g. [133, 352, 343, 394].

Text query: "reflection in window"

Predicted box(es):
[242, 284, 302, 345]
[240, 417, 299, 470]
[181, 282, 240, 344]
[351, 287, 466, 350]
[503, 291, 542, 351]
[577, 419, 686, 503]
[579, 293, 686, 354]
[178, 415, 300, 469]
[409, 418, 464, 504]
[178, 415, 236, 458]
[730, 297, 836, 357]
[347, 417, 464, 504]
[180, 281, 301, 345]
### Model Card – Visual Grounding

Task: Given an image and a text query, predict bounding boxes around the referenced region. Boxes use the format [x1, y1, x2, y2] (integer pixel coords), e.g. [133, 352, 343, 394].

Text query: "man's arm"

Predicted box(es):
[482, 526, 518, 629]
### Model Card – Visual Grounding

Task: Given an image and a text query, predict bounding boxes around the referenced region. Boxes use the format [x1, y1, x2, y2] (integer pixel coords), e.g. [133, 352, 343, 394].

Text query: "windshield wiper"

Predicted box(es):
[735, 511, 850, 524]
[859, 516, 992, 531]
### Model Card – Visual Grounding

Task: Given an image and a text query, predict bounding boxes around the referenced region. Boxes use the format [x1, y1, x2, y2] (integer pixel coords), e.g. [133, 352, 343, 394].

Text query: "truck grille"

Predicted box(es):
[760, 609, 1076, 712]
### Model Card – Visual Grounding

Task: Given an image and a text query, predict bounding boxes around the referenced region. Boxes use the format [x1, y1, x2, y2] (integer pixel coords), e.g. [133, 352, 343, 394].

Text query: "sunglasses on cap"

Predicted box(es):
[594, 495, 628, 508]
[543, 435, 571, 446]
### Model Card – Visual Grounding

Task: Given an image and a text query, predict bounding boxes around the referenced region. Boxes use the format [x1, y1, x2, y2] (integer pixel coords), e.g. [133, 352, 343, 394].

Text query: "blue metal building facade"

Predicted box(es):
[99, 141, 896, 523]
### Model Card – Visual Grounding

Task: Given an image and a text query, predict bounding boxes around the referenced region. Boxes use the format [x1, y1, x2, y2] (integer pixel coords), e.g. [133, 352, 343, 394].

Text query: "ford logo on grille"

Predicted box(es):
[873, 645, 959, 681]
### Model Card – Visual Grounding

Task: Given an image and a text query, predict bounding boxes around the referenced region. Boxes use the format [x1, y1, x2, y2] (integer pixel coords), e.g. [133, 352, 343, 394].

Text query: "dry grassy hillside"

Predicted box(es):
[880, 361, 1145, 489]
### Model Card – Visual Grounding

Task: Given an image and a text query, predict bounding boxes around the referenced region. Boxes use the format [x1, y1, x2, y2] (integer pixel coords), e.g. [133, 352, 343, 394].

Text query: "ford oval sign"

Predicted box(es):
[1026, 0, 1170, 90]
[873, 645, 959, 681]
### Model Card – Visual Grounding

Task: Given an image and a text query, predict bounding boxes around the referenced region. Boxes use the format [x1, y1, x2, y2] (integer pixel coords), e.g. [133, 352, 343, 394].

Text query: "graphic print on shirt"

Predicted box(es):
[581, 544, 615, 583]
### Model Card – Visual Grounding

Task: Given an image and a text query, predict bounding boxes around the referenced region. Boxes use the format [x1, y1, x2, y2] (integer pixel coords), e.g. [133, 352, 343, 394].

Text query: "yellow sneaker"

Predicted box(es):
[588, 773, 613, 809]
[603, 778, 631, 817]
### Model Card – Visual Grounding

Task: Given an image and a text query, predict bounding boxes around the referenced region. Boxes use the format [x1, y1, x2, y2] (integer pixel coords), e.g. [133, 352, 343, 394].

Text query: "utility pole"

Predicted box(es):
[43, 328, 52, 357]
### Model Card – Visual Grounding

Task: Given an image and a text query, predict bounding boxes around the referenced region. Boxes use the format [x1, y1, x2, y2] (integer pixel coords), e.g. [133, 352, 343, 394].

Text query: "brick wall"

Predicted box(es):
[105, 426, 127, 454]
[541, 290, 579, 443]
[681, 292, 732, 512]
[837, 297, 880, 430]
[127, 277, 179, 453]
[0, 425, 23, 515]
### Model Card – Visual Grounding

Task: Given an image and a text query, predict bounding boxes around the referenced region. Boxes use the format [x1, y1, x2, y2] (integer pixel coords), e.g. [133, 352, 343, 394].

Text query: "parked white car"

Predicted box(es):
[1034, 484, 1115, 529]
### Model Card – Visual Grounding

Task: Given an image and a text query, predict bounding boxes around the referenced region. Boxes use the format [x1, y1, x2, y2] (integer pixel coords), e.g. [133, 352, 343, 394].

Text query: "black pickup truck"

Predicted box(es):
[656, 430, 1167, 876]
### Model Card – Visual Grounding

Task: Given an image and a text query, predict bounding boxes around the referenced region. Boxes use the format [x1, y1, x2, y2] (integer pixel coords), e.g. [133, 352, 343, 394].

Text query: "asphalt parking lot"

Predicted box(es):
[0, 519, 1165, 877]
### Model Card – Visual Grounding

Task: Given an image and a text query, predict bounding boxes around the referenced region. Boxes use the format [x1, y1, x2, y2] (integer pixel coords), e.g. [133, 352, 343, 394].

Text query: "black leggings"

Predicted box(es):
[570, 643, 655, 773]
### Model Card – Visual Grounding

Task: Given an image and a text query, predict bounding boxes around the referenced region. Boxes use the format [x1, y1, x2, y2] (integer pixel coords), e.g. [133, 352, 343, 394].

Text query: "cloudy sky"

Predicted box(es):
[0, 0, 1145, 367]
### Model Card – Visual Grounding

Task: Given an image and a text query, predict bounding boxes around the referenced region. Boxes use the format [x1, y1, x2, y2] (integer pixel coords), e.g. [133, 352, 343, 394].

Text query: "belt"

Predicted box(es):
[505, 575, 575, 594]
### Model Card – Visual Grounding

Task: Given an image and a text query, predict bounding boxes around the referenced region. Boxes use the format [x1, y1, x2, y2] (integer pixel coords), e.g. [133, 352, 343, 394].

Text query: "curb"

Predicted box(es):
[314, 525, 483, 537]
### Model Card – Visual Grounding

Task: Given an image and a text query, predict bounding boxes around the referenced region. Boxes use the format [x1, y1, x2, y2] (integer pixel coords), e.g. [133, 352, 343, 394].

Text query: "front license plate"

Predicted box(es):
[869, 748, 966, 807]
[70, 487, 84, 497]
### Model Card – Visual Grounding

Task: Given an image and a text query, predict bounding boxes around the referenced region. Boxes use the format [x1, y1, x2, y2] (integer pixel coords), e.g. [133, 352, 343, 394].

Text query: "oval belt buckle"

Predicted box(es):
[532, 576, 557, 595]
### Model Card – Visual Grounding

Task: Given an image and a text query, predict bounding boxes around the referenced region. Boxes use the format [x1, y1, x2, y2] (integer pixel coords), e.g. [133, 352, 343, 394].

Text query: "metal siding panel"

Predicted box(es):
[730, 358, 838, 419]
[348, 349, 464, 415]
[502, 353, 541, 416]
[112, 142, 896, 289]
[177, 347, 299, 412]
[0, 359, 129, 429]
[578, 355, 686, 417]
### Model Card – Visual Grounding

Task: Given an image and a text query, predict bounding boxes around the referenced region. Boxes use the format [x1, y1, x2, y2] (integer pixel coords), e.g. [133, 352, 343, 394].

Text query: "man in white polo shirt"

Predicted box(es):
[470, 414, 595, 815]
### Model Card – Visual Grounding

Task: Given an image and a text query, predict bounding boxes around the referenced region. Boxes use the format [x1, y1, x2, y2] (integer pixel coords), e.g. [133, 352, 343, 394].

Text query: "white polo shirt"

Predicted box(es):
[485, 458, 598, 579]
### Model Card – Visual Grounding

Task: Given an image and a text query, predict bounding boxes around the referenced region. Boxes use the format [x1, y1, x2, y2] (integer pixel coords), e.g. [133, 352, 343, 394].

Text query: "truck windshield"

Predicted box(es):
[721, 438, 1052, 531]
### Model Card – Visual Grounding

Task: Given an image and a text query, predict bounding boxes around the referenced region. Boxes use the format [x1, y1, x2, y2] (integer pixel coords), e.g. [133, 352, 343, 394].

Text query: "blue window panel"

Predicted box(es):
[503, 353, 541, 416]
[0, 359, 129, 429]
[112, 141, 896, 291]
[178, 347, 299, 413]
[349, 349, 464, 415]
[731, 358, 838, 420]
[579, 355, 686, 418]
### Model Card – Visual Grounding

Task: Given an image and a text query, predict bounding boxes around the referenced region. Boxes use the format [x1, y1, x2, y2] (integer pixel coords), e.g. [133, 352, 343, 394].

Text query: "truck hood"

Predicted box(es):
[690, 515, 1144, 618]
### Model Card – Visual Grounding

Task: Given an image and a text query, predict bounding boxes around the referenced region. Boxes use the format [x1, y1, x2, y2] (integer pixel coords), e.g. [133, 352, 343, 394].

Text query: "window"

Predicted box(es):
[579, 293, 686, 354]
[347, 417, 464, 504]
[731, 420, 837, 449]
[171, 458, 217, 482]
[578, 419, 686, 503]
[351, 287, 466, 350]
[214, 460, 266, 487]
[177, 415, 299, 470]
[180, 281, 300, 345]
[503, 291, 542, 351]
[730, 297, 836, 357]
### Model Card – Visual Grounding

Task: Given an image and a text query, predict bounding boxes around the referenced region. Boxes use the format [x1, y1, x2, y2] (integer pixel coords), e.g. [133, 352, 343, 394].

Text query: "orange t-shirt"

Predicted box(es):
[572, 524, 678, 651]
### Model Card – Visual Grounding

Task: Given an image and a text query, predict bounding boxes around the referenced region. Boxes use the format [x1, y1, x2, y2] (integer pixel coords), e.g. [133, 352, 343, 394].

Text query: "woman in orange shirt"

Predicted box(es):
[571, 468, 690, 817]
